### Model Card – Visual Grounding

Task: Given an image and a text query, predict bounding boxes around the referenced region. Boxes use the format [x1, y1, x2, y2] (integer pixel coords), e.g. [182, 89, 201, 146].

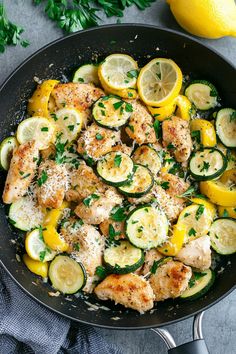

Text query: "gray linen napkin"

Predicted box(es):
[0, 266, 123, 354]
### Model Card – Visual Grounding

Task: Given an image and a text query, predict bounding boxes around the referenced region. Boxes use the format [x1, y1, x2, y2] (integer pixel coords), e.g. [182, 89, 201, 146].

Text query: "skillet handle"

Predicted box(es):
[151, 312, 209, 354]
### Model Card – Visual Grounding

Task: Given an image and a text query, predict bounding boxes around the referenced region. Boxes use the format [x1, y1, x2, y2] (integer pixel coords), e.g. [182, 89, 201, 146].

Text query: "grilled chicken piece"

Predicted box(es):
[75, 188, 123, 225]
[150, 260, 192, 301]
[77, 123, 121, 159]
[61, 222, 105, 293]
[125, 100, 157, 145]
[51, 83, 104, 111]
[2, 141, 39, 204]
[142, 249, 163, 276]
[176, 235, 211, 271]
[37, 160, 68, 209]
[66, 161, 107, 202]
[94, 273, 154, 313]
[162, 116, 192, 162]
[129, 175, 189, 222]
[99, 217, 126, 239]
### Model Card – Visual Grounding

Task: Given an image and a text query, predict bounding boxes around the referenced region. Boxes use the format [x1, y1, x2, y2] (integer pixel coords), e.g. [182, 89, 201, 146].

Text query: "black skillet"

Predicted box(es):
[0, 25, 235, 354]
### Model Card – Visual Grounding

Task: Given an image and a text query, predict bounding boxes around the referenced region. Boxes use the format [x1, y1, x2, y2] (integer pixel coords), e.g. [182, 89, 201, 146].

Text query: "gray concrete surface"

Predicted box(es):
[0, 1, 235, 353]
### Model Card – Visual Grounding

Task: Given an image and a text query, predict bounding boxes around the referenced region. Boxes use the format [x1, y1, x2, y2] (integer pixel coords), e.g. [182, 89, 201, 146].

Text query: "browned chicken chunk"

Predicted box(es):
[99, 218, 126, 239]
[125, 100, 157, 144]
[162, 116, 192, 162]
[77, 123, 121, 159]
[51, 83, 104, 111]
[94, 273, 154, 313]
[37, 159, 68, 209]
[3, 141, 39, 204]
[176, 235, 211, 271]
[74, 188, 123, 225]
[141, 249, 163, 276]
[149, 260, 192, 301]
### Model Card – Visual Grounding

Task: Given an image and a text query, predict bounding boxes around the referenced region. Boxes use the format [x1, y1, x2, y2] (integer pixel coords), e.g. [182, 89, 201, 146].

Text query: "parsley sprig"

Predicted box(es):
[0, 4, 29, 53]
[34, 0, 155, 33]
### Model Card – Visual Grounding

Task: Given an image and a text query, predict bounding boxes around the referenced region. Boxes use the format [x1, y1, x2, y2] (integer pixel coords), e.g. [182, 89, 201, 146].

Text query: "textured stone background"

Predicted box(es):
[0, 1, 235, 353]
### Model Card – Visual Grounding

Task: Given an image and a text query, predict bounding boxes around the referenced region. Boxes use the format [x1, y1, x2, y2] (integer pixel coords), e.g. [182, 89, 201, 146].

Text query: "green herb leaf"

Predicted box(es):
[188, 227, 196, 237]
[114, 154, 122, 167]
[83, 193, 100, 207]
[195, 204, 205, 221]
[127, 69, 139, 78]
[95, 265, 108, 279]
[37, 170, 48, 187]
[177, 186, 196, 198]
[200, 161, 210, 173]
[39, 250, 46, 262]
[125, 102, 133, 112]
[153, 120, 161, 139]
[230, 111, 236, 122]
[74, 243, 80, 251]
[111, 206, 127, 222]
[95, 133, 103, 140]
[222, 209, 229, 217]
[113, 101, 124, 110]
[191, 130, 201, 144]
[160, 181, 169, 190]
[41, 127, 49, 132]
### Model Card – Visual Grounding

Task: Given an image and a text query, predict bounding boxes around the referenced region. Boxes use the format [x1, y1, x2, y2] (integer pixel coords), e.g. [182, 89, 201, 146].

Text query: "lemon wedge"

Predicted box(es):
[16, 116, 55, 150]
[25, 228, 56, 262]
[137, 58, 182, 107]
[98, 54, 138, 90]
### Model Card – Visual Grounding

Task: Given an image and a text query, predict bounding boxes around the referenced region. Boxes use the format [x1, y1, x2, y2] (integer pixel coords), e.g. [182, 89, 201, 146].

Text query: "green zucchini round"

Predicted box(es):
[93, 96, 131, 130]
[189, 147, 227, 181]
[49, 255, 86, 294]
[209, 218, 236, 255]
[185, 80, 219, 110]
[125, 204, 168, 249]
[180, 269, 215, 301]
[132, 144, 162, 175]
[104, 240, 144, 274]
[96, 151, 134, 186]
[118, 164, 154, 197]
[216, 108, 236, 148]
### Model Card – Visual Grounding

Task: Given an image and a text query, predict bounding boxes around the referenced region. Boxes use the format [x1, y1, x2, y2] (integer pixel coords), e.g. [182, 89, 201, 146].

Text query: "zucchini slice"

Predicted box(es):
[9, 196, 45, 231]
[181, 269, 215, 300]
[185, 80, 219, 110]
[92, 96, 131, 130]
[189, 148, 227, 181]
[0, 136, 18, 170]
[96, 151, 134, 186]
[216, 108, 236, 148]
[118, 164, 154, 197]
[125, 205, 168, 249]
[209, 218, 236, 255]
[49, 255, 86, 294]
[72, 64, 99, 85]
[132, 145, 162, 175]
[104, 240, 144, 274]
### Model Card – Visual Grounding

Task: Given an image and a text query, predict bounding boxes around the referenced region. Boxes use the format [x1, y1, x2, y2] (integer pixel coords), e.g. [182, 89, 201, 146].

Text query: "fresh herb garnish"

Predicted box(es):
[95, 133, 103, 140]
[160, 181, 169, 190]
[222, 209, 229, 217]
[114, 154, 122, 167]
[127, 124, 134, 132]
[153, 120, 161, 139]
[68, 125, 75, 131]
[83, 193, 100, 207]
[177, 186, 196, 198]
[188, 227, 196, 237]
[200, 161, 210, 173]
[230, 111, 236, 122]
[189, 272, 207, 288]
[113, 100, 124, 110]
[39, 250, 46, 262]
[95, 265, 108, 279]
[125, 102, 133, 112]
[41, 127, 49, 132]
[55, 133, 66, 164]
[191, 130, 201, 144]
[37, 170, 48, 186]
[127, 69, 139, 78]
[167, 143, 175, 150]
[74, 243, 80, 251]
[0, 4, 29, 53]
[195, 204, 205, 221]
[111, 206, 128, 222]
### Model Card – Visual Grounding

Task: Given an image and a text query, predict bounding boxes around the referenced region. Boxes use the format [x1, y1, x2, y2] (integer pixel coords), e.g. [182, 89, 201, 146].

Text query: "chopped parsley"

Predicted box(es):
[200, 161, 210, 173]
[68, 125, 75, 131]
[189, 272, 207, 288]
[41, 126, 49, 132]
[127, 124, 134, 132]
[74, 243, 80, 251]
[125, 102, 133, 112]
[127, 69, 139, 78]
[188, 228, 196, 237]
[98, 102, 105, 108]
[230, 110, 236, 122]
[111, 206, 127, 222]
[95, 265, 108, 280]
[114, 154, 122, 167]
[113, 101, 124, 110]
[167, 143, 175, 150]
[95, 133, 103, 140]
[50, 113, 58, 121]
[153, 120, 161, 139]
[83, 193, 100, 207]
[191, 130, 201, 144]
[160, 181, 169, 190]
[222, 209, 229, 217]
[37, 170, 48, 186]
[195, 204, 205, 221]
[177, 186, 196, 198]
[39, 250, 46, 262]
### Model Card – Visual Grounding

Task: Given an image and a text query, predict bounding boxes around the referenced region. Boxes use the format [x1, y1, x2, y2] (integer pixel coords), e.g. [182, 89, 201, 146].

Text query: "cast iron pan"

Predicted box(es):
[0, 24, 235, 353]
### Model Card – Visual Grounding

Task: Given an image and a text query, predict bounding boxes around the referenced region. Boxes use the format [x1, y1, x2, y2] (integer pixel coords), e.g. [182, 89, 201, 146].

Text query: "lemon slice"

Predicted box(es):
[98, 54, 138, 90]
[23, 254, 48, 278]
[137, 58, 183, 107]
[16, 116, 55, 150]
[99, 73, 137, 99]
[147, 101, 176, 121]
[25, 228, 56, 262]
[54, 108, 83, 143]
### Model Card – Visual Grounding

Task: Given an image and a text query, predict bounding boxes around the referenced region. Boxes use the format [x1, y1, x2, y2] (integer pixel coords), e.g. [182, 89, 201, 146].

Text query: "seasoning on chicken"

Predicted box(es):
[77, 123, 121, 160]
[51, 83, 104, 112]
[176, 235, 211, 271]
[94, 273, 154, 313]
[125, 100, 157, 144]
[74, 188, 123, 225]
[2, 141, 39, 204]
[99, 217, 126, 239]
[37, 159, 68, 209]
[61, 221, 105, 293]
[162, 116, 192, 162]
[149, 260, 192, 301]
[66, 161, 107, 202]
[110, 143, 133, 156]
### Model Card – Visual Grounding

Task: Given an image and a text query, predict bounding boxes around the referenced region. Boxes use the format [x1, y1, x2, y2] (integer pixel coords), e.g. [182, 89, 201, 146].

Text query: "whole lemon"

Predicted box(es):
[167, 0, 236, 39]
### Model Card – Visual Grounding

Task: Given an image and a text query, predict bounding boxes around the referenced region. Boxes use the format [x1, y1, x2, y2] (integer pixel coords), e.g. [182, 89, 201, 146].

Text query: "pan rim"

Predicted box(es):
[0, 23, 235, 329]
